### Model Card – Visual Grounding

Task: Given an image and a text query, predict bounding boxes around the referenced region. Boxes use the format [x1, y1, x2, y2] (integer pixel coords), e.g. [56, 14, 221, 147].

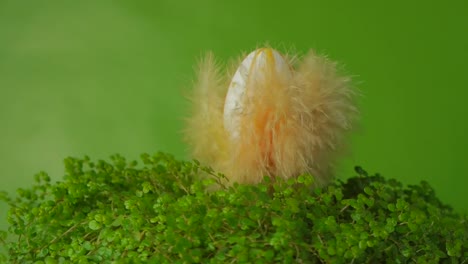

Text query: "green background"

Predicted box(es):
[1, 0, 467, 234]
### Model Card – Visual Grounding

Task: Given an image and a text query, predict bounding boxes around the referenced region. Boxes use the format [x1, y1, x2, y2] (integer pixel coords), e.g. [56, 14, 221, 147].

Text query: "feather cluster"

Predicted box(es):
[185, 48, 358, 186]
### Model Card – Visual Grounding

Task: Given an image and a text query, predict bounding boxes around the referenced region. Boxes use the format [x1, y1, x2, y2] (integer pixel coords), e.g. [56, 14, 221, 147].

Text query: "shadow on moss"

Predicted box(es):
[1, 152, 467, 263]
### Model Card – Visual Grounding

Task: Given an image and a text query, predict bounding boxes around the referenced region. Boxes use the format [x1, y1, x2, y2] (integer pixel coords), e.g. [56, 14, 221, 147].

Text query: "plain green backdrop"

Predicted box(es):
[1, 0, 467, 235]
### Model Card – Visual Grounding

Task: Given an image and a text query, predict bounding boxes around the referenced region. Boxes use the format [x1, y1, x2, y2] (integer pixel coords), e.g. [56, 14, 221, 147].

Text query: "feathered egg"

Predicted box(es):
[185, 47, 357, 186]
[224, 48, 292, 141]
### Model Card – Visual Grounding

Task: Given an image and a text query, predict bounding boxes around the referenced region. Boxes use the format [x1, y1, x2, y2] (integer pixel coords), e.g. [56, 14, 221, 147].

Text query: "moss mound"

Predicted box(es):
[1, 153, 467, 263]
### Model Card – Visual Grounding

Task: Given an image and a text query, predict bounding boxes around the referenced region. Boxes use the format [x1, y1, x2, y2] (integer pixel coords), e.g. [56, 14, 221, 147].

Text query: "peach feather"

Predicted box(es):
[185, 48, 358, 187]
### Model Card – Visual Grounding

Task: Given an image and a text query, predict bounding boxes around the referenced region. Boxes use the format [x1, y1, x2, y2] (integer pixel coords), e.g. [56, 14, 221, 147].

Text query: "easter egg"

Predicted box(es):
[223, 48, 292, 140]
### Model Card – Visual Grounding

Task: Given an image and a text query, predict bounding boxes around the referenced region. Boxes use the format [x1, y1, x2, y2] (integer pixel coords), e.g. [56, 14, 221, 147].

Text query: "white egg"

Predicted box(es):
[223, 48, 291, 140]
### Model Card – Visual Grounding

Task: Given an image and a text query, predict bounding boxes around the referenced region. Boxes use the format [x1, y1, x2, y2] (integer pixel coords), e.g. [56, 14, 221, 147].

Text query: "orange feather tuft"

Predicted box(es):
[185, 48, 358, 186]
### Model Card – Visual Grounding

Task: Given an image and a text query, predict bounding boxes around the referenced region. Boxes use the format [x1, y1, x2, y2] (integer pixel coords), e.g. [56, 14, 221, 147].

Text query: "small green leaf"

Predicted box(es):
[88, 220, 101, 230]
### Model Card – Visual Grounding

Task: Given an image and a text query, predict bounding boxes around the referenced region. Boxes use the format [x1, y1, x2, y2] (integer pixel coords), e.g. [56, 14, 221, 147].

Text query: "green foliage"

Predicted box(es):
[1, 152, 467, 263]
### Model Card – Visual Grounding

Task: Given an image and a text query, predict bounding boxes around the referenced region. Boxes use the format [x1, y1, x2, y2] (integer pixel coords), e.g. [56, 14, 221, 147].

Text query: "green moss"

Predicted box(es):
[1, 152, 467, 263]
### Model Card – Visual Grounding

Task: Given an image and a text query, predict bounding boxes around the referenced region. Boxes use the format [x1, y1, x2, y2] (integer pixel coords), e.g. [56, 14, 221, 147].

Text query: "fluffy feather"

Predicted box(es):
[185, 48, 358, 186]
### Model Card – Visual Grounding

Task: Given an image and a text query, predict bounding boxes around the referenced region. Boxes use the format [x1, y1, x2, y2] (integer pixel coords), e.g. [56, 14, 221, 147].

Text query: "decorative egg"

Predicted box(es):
[223, 48, 292, 141]
[186, 47, 357, 186]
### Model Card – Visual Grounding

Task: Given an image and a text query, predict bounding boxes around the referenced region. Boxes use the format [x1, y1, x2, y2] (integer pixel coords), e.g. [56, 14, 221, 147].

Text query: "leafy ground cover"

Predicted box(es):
[1, 153, 466, 263]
